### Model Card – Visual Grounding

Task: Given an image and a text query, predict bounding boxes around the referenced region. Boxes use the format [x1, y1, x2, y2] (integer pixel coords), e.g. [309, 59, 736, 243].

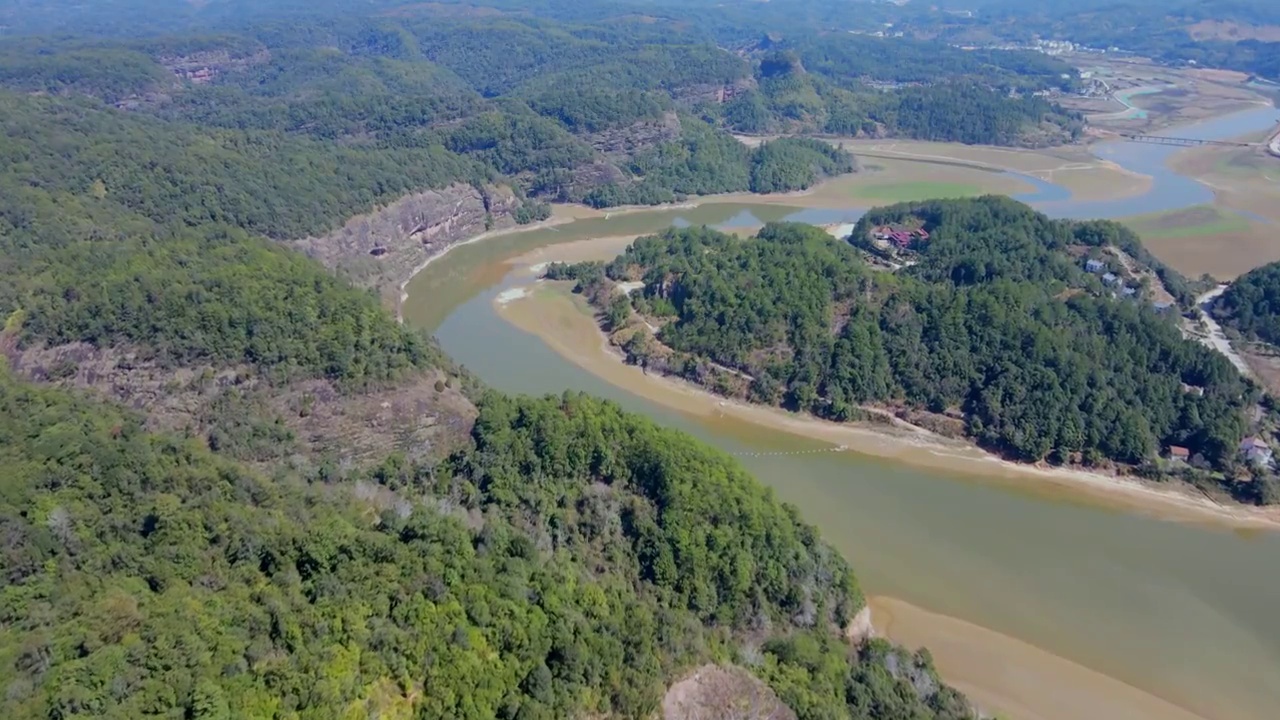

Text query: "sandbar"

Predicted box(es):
[868, 596, 1210, 720]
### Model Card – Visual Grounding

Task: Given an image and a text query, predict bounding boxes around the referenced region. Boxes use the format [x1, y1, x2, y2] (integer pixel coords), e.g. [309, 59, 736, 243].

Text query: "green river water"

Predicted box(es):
[402, 114, 1280, 719]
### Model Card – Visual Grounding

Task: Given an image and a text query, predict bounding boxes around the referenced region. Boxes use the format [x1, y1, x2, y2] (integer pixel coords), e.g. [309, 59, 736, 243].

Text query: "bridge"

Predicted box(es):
[1117, 133, 1257, 148]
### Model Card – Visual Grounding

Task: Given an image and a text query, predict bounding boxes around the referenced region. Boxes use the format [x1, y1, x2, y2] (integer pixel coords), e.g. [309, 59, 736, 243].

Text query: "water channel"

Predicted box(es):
[404, 106, 1280, 719]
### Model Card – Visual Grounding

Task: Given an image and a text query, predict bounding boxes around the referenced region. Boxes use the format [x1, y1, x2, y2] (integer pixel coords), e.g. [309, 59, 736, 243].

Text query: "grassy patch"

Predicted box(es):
[1122, 205, 1251, 239]
[854, 181, 985, 203]
[1212, 150, 1277, 180]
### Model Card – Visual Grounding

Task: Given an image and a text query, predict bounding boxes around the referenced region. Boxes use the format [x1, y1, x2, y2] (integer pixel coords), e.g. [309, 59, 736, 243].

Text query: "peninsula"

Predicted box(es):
[544, 197, 1278, 506]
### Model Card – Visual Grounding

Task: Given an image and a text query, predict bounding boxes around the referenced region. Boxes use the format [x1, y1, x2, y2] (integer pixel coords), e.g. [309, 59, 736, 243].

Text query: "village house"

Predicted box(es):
[1085, 258, 1105, 273]
[1180, 383, 1204, 396]
[1101, 272, 1119, 285]
[1121, 286, 1138, 298]
[1166, 446, 1190, 463]
[1240, 436, 1273, 467]
[1153, 301, 1175, 314]
[890, 230, 913, 249]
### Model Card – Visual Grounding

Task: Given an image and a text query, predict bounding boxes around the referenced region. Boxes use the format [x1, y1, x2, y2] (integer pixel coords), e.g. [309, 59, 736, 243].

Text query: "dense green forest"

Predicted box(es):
[559, 198, 1263, 500]
[712, 49, 1081, 145]
[0, 370, 975, 718]
[0, 4, 1001, 717]
[4, 0, 1273, 81]
[1214, 262, 1280, 346]
[0, 3, 1086, 185]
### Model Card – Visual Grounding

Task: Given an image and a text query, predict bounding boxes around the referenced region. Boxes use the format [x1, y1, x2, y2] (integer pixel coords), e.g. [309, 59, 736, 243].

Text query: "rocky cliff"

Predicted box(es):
[671, 77, 758, 106]
[586, 111, 683, 158]
[158, 48, 271, 85]
[291, 182, 522, 300]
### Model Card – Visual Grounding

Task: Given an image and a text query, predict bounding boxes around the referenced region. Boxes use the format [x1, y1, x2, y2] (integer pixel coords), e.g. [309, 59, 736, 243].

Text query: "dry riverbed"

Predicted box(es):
[738, 135, 1152, 202]
[1124, 138, 1280, 279]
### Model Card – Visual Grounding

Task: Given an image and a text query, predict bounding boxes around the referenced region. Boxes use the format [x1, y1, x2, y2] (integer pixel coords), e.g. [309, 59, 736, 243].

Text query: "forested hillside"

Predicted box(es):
[1214, 262, 1280, 345]
[0, 4, 1006, 717]
[710, 40, 1082, 146]
[559, 199, 1260, 499]
[0, 370, 975, 719]
[5, 0, 1273, 82]
[0, 4, 1086, 202]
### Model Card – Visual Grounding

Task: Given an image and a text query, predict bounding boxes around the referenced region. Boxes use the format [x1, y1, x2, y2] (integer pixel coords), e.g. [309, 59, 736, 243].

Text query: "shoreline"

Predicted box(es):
[395, 105, 1276, 322]
[393, 183, 854, 321]
[497, 281, 1280, 532]
[392, 144, 1116, 318]
[865, 595, 1211, 720]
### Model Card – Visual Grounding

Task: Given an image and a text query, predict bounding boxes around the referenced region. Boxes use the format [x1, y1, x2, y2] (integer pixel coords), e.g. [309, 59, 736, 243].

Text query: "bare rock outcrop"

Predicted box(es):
[845, 605, 876, 644]
[158, 48, 272, 85]
[587, 112, 683, 157]
[671, 77, 758, 106]
[291, 183, 521, 297]
[2, 341, 475, 466]
[662, 665, 795, 720]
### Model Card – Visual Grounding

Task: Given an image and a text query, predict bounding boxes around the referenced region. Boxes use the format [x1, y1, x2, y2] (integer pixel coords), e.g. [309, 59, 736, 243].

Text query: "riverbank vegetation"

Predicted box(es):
[555, 198, 1271, 502]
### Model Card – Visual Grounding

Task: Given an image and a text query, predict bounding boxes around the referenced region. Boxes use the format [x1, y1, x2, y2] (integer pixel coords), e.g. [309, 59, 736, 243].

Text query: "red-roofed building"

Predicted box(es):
[914, 228, 930, 241]
[890, 231, 913, 248]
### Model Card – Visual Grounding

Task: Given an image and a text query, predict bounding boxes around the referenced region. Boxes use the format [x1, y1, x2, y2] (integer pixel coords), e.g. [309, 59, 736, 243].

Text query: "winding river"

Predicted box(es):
[404, 106, 1280, 720]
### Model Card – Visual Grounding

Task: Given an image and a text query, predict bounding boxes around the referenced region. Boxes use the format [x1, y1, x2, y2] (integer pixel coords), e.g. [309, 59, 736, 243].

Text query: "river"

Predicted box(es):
[403, 106, 1280, 720]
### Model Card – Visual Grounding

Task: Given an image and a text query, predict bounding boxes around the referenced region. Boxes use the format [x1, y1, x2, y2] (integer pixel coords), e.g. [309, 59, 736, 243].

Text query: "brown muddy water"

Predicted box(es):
[402, 124, 1280, 720]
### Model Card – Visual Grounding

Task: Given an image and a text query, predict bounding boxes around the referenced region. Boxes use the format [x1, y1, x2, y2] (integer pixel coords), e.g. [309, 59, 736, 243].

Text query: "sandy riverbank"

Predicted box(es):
[867, 596, 1211, 720]
[496, 279, 1280, 532]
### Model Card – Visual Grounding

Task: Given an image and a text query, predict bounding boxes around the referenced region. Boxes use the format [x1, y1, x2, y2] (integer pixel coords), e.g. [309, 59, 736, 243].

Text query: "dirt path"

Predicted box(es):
[1192, 285, 1253, 377]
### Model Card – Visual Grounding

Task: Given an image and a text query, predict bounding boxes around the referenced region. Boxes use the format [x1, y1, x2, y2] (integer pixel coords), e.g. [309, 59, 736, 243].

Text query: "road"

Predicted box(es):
[1193, 285, 1253, 377]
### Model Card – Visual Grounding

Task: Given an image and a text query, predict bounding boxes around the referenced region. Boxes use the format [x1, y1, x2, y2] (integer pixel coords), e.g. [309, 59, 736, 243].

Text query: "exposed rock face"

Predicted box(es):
[291, 183, 521, 297]
[158, 49, 271, 85]
[845, 605, 876, 644]
[587, 112, 683, 158]
[662, 665, 795, 720]
[671, 77, 757, 106]
[2, 341, 475, 466]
